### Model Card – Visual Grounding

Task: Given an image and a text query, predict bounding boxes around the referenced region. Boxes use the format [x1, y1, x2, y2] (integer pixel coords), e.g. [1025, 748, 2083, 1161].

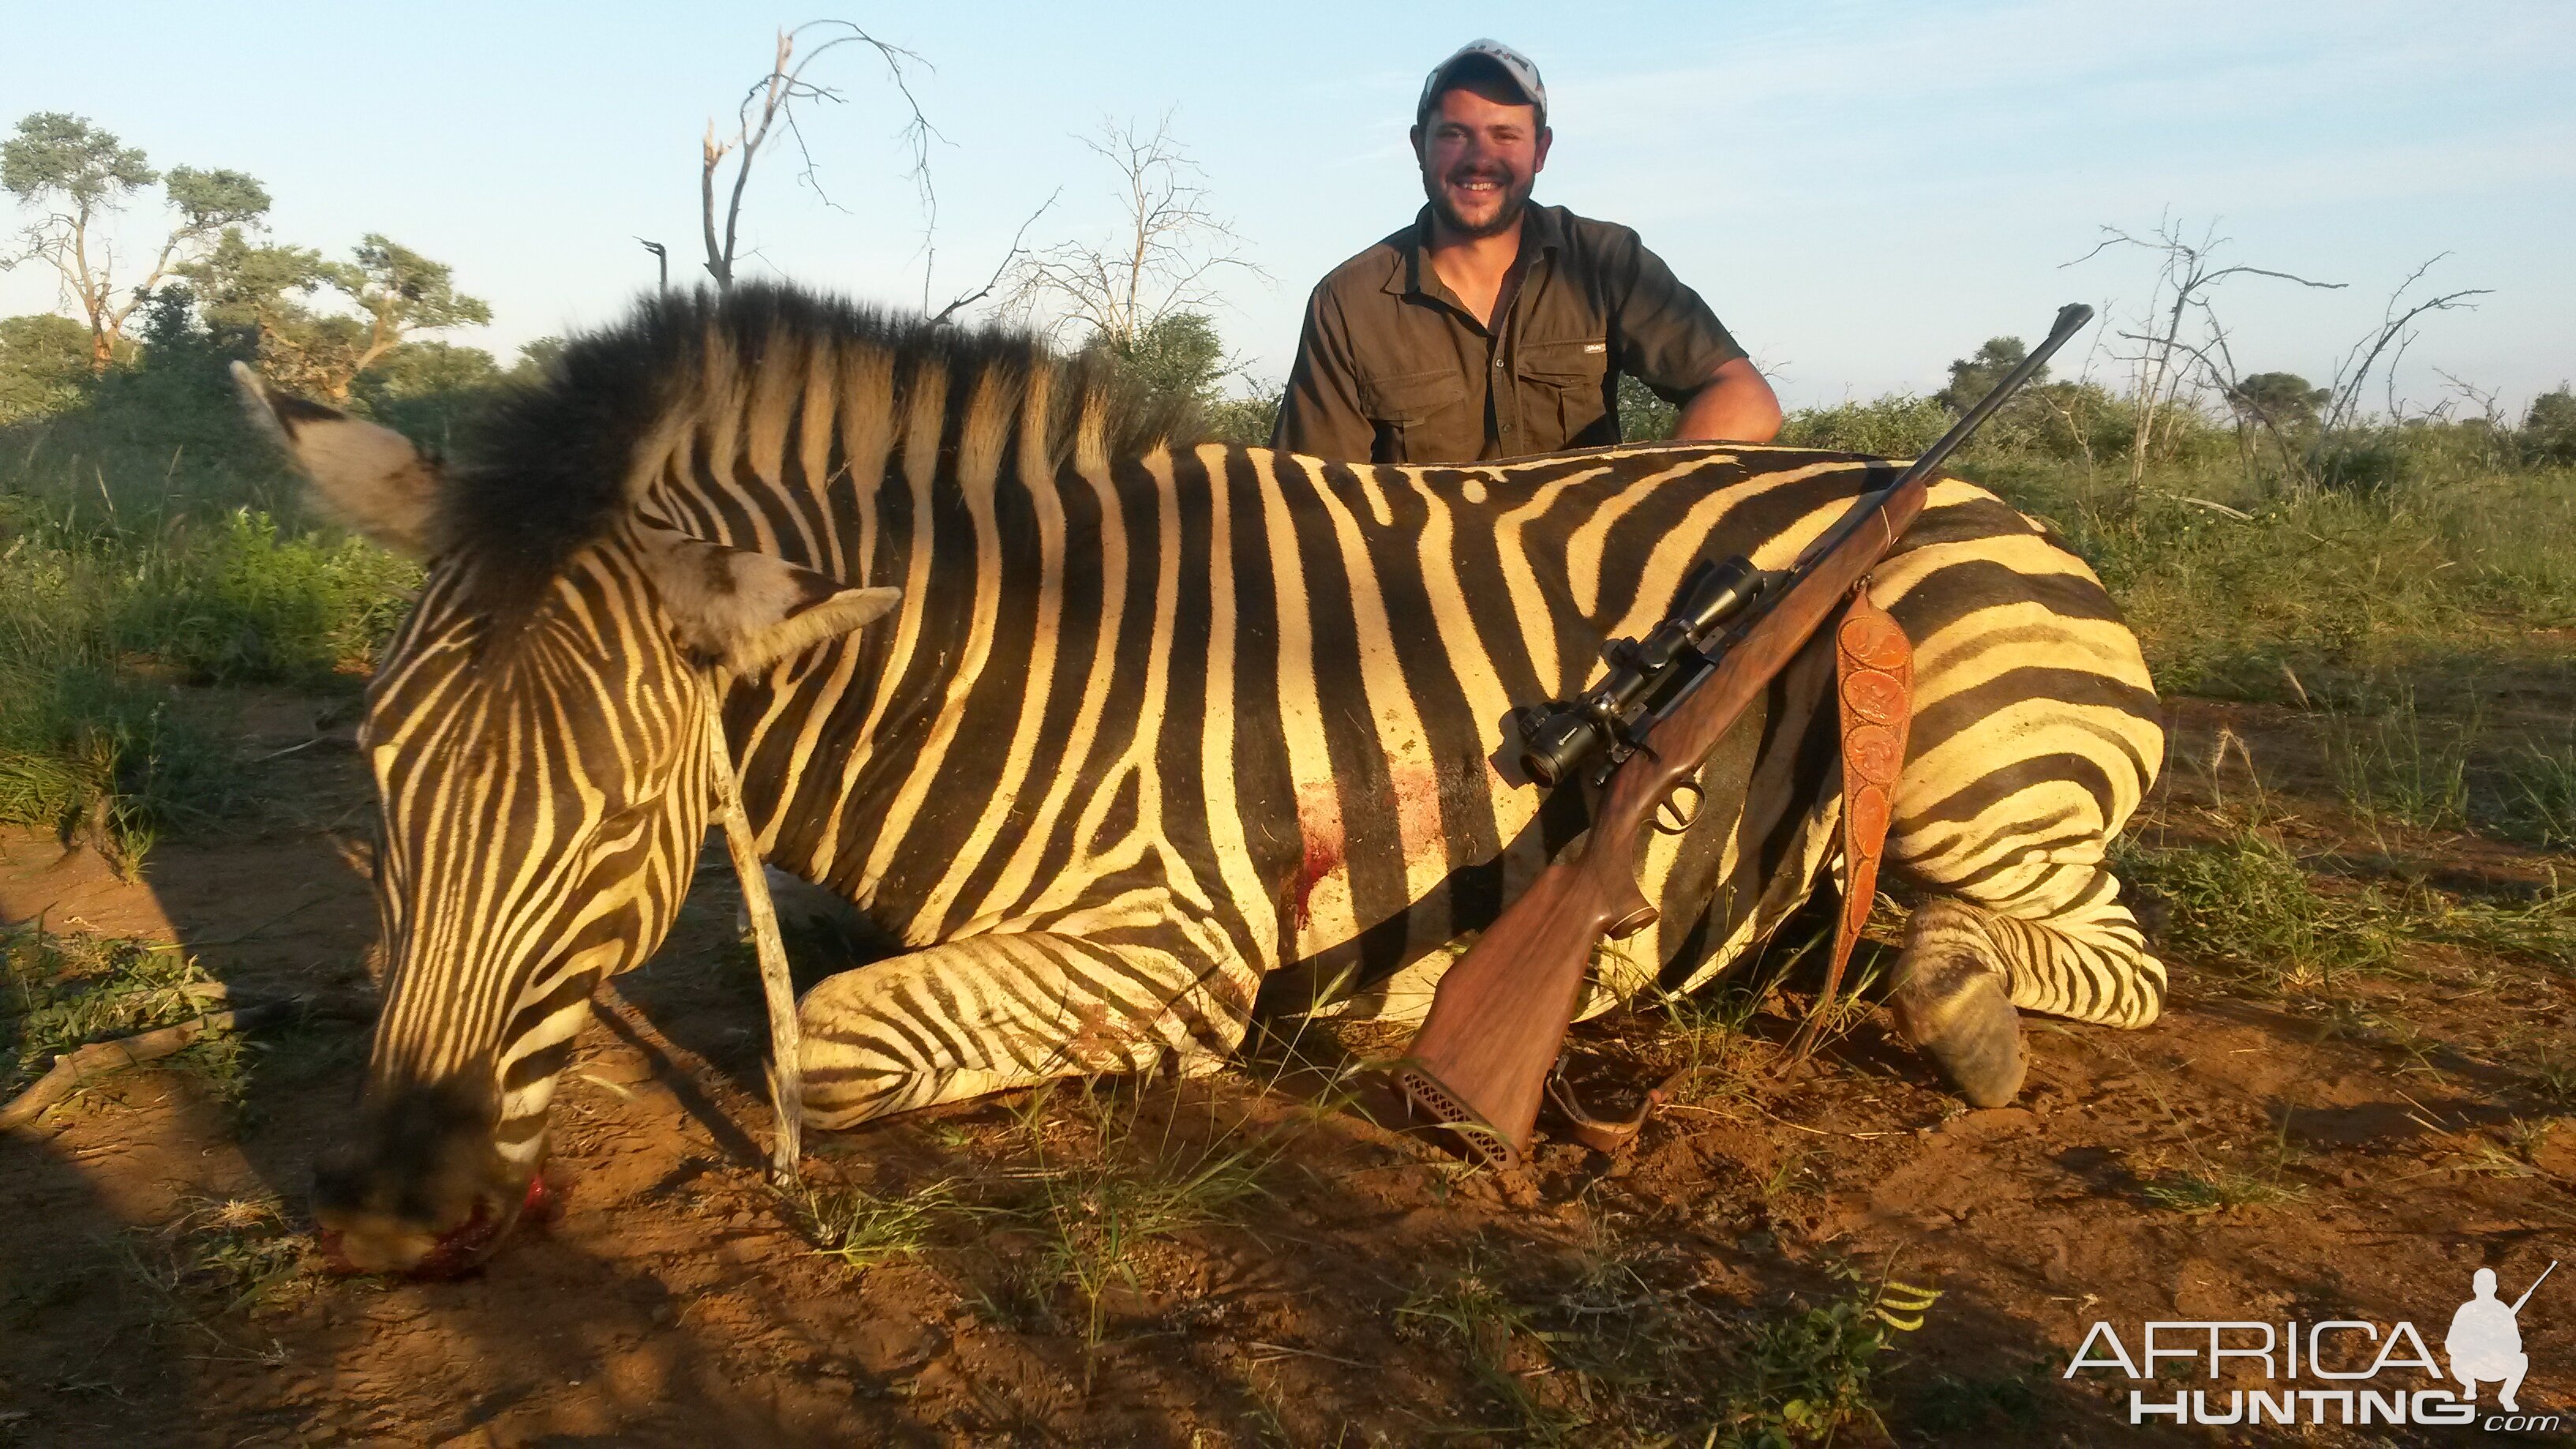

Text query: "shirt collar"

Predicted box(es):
[1389, 202, 1560, 300]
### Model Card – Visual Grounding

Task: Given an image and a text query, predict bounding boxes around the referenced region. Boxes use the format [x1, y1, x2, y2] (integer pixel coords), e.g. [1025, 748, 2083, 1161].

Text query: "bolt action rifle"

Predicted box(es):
[1393, 304, 2096, 1168]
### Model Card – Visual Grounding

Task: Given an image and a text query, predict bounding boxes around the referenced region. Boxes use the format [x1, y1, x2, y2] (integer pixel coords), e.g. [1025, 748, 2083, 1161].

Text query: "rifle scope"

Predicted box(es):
[1520, 556, 1763, 788]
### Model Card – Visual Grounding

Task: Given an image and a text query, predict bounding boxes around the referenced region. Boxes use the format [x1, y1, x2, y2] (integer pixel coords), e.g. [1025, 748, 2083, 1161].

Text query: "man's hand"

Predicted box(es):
[1674, 357, 1783, 444]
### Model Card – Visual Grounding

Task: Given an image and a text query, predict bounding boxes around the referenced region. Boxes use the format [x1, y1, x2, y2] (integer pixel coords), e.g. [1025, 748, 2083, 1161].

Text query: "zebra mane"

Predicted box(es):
[436, 280, 1195, 616]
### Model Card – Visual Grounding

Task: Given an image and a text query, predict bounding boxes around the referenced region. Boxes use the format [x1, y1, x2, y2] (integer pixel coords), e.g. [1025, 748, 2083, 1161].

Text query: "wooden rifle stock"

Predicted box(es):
[1395, 305, 2095, 1166]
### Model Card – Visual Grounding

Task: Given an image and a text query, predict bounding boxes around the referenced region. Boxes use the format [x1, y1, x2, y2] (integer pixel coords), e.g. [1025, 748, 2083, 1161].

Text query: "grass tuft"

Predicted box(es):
[2118, 829, 2398, 994]
[1712, 1264, 1941, 1447]
[114, 1195, 320, 1339]
[2136, 1167, 2308, 1215]
[1020, 1124, 1271, 1357]
[1395, 1253, 1588, 1443]
[793, 1175, 989, 1273]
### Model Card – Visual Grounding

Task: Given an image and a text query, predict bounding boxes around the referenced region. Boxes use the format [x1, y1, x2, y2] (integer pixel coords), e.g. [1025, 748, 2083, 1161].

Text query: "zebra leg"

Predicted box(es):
[792, 925, 1255, 1128]
[1889, 887, 2166, 1106]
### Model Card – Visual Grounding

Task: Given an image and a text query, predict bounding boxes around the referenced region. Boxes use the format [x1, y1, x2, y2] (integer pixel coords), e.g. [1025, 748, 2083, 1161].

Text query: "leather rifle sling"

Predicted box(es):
[1788, 584, 1914, 1060]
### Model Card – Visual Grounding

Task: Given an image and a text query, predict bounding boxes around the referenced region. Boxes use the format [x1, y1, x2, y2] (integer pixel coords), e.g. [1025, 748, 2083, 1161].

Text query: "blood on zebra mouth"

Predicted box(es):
[315, 1173, 564, 1279]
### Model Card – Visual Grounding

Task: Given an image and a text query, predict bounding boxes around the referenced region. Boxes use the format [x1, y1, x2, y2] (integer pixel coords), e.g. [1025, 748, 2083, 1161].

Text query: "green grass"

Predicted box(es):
[2510, 737, 2576, 848]
[2122, 820, 2572, 996]
[2136, 1167, 2308, 1215]
[111, 1195, 320, 1348]
[1395, 1252, 1586, 1443]
[2402, 882, 2576, 968]
[792, 1175, 990, 1273]
[1013, 1103, 1273, 1361]
[1712, 1264, 1941, 1448]
[2116, 829, 2401, 994]
[2, 925, 232, 1099]
[0, 492, 417, 859]
[2327, 691, 2474, 832]
[152, 1196, 321, 1316]
[1998, 462, 2576, 706]
[0, 355, 425, 860]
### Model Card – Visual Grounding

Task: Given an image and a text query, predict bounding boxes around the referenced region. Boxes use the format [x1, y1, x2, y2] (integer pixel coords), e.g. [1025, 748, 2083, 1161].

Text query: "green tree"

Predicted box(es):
[355, 339, 506, 444]
[178, 229, 490, 400]
[2525, 384, 2576, 465]
[1935, 336, 2039, 413]
[0, 312, 92, 422]
[181, 227, 331, 332]
[358, 339, 502, 401]
[508, 335, 567, 384]
[330, 234, 492, 393]
[2, 112, 269, 371]
[1200, 385, 1281, 447]
[1093, 310, 1229, 408]
[1618, 371, 1679, 442]
[2226, 371, 2329, 432]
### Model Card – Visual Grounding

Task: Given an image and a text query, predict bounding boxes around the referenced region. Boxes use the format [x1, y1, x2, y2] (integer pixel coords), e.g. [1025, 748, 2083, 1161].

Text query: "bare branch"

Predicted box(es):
[699, 21, 939, 290]
[928, 189, 1057, 324]
[2317, 258, 2492, 437]
[2066, 212, 2346, 491]
[1009, 114, 1267, 348]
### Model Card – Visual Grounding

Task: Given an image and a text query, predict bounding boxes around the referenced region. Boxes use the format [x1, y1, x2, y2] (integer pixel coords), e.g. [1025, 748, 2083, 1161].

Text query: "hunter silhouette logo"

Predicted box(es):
[2450, 1263, 2552, 1413]
[2065, 1259, 2559, 1431]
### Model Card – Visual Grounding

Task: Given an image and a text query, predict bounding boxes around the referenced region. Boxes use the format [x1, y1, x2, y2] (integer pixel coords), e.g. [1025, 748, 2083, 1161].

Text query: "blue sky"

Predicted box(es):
[3, 1, 2570, 411]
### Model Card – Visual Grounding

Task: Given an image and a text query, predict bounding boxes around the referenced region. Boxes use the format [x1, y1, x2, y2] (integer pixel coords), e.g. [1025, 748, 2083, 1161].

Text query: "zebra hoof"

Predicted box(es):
[1893, 953, 2025, 1108]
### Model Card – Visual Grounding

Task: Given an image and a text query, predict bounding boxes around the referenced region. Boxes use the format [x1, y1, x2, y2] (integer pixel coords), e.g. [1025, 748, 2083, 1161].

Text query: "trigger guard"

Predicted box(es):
[1653, 780, 1705, 835]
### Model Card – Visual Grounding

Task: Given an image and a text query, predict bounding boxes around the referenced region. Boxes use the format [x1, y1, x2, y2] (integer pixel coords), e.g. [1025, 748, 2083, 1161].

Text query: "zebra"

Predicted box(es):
[239, 283, 2166, 1272]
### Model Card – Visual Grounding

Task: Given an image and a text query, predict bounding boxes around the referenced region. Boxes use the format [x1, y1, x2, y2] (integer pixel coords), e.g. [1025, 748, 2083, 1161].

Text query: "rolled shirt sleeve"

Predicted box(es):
[1271, 284, 1376, 461]
[1604, 227, 1747, 405]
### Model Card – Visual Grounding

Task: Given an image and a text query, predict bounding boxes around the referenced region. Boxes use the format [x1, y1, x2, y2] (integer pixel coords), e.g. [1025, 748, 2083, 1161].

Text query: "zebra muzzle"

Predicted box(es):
[316, 1173, 564, 1278]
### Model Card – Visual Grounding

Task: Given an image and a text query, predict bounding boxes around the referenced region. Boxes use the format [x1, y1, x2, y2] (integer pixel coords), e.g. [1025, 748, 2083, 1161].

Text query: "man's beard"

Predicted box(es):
[1425, 166, 1533, 240]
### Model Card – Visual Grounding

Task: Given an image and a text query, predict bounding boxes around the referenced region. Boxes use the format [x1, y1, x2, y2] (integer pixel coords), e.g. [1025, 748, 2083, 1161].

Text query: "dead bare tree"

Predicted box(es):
[2065, 215, 2344, 492]
[2316, 254, 2491, 440]
[687, 23, 1056, 325]
[1009, 114, 1264, 350]
[698, 21, 934, 290]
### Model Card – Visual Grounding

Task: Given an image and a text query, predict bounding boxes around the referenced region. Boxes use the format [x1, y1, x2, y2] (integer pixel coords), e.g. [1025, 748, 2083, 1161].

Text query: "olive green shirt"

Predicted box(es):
[1271, 203, 1745, 464]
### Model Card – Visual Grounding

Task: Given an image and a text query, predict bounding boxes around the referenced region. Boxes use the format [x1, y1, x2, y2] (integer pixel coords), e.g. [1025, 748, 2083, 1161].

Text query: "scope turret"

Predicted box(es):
[1515, 555, 1766, 788]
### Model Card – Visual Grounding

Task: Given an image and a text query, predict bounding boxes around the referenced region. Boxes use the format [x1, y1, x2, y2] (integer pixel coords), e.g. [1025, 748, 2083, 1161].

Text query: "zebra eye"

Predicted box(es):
[594, 799, 653, 839]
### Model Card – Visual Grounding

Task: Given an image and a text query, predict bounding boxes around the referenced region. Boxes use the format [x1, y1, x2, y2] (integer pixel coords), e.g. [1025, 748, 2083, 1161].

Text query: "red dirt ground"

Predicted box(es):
[2, 691, 2570, 1447]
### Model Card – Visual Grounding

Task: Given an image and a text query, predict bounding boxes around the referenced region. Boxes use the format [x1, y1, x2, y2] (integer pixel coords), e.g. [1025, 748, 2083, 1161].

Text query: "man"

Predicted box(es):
[1273, 39, 1780, 464]
[2447, 1267, 2533, 1412]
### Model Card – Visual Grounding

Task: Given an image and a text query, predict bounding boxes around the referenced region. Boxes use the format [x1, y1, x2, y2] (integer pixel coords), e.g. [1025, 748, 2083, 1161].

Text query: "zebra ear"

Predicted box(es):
[636, 523, 901, 674]
[231, 361, 441, 559]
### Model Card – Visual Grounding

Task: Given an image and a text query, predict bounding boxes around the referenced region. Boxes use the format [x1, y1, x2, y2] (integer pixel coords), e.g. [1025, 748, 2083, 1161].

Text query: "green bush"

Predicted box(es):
[111, 509, 418, 687]
[0, 492, 417, 855]
[2523, 386, 2576, 465]
[1778, 393, 1952, 457]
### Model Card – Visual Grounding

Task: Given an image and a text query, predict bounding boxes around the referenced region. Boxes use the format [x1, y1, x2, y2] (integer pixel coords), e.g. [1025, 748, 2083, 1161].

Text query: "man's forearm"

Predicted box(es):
[1674, 357, 1784, 444]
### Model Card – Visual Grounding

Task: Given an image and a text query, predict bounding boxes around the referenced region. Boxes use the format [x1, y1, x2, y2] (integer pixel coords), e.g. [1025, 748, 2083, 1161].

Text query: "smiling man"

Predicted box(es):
[1273, 39, 1781, 464]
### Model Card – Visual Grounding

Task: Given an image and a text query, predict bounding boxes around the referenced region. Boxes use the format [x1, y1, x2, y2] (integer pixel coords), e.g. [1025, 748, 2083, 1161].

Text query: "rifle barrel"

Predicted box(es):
[1793, 303, 2093, 576]
[2511, 1260, 2558, 1314]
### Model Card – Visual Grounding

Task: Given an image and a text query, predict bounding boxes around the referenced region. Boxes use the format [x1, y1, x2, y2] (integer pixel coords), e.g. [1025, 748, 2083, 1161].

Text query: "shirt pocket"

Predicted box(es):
[1518, 338, 1612, 450]
[1360, 368, 1471, 463]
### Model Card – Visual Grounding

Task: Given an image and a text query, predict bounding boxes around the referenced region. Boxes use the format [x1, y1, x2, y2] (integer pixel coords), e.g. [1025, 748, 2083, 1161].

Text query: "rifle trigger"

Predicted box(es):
[1654, 780, 1704, 835]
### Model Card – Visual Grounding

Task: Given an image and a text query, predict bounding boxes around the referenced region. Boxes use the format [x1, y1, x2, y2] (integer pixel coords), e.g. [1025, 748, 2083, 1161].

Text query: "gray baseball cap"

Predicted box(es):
[1417, 39, 1548, 127]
